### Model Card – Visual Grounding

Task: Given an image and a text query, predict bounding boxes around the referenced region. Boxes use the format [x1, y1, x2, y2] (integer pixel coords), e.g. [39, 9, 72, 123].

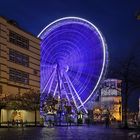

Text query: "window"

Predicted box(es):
[9, 49, 29, 67]
[0, 85, 2, 94]
[9, 68, 29, 84]
[9, 30, 29, 49]
[0, 44, 1, 56]
[33, 69, 38, 75]
[0, 64, 1, 77]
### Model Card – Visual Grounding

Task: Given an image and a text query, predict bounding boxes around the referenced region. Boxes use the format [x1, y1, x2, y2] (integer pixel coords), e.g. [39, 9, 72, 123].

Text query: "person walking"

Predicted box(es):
[105, 109, 110, 128]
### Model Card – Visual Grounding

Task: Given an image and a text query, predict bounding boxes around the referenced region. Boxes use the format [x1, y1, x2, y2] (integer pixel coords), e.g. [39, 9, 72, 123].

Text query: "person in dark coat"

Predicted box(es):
[105, 109, 110, 128]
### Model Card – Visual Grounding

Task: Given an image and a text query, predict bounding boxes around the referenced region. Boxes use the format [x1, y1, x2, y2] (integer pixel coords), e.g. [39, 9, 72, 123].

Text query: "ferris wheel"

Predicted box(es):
[38, 17, 108, 114]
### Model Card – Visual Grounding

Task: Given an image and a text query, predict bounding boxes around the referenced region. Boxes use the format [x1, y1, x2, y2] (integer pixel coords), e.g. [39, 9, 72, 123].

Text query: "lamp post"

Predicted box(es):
[56, 63, 62, 126]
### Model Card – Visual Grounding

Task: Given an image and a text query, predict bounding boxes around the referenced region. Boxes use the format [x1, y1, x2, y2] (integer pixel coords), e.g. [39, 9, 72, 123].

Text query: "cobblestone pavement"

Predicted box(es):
[0, 126, 140, 140]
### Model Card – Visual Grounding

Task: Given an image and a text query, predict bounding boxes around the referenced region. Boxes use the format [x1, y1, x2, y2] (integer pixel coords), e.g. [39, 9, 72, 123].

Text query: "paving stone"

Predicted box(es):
[0, 126, 139, 140]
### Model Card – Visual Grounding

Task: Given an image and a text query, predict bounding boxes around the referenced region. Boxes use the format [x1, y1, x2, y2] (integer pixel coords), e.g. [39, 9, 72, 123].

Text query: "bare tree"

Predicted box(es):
[108, 45, 140, 128]
[20, 90, 40, 126]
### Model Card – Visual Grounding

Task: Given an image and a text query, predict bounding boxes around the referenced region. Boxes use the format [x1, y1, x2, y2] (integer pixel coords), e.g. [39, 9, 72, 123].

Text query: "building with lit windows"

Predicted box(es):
[0, 16, 40, 123]
[100, 79, 122, 121]
[93, 79, 122, 122]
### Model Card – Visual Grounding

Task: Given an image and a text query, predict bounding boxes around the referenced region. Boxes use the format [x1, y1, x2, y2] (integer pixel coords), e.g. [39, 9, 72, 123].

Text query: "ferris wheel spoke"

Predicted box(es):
[42, 69, 56, 93]
[61, 77, 70, 104]
[59, 72, 71, 104]
[63, 73, 78, 109]
[39, 17, 107, 117]
[53, 83, 58, 97]
[64, 72, 87, 113]
[48, 69, 56, 93]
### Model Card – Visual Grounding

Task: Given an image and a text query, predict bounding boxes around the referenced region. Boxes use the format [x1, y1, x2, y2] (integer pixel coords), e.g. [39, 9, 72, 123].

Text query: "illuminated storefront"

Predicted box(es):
[100, 79, 122, 121]
[0, 16, 40, 124]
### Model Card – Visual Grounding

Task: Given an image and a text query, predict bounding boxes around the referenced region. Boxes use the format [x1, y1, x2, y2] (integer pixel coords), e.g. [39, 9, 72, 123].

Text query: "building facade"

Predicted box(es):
[93, 79, 122, 122]
[100, 79, 122, 121]
[0, 16, 40, 123]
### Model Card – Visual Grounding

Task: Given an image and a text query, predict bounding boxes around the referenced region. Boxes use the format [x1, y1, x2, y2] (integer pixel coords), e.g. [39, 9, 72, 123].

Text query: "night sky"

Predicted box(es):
[1, 0, 140, 62]
[0, 0, 140, 111]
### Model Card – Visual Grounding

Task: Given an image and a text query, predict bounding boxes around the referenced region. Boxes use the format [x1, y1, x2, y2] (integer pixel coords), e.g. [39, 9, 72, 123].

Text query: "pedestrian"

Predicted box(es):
[48, 119, 52, 127]
[105, 116, 110, 128]
[12, 119, 15, 126]
[16, 120, 18, 127]
[105, 109, 110, 128]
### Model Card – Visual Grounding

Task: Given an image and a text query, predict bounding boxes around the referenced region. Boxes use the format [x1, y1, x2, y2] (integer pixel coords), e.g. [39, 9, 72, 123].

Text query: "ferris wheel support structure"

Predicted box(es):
[38, 17, 108, 118]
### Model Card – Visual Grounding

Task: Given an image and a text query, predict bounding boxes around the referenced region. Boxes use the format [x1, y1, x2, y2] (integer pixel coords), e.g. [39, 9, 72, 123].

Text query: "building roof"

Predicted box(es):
[0, 16, 40, 41]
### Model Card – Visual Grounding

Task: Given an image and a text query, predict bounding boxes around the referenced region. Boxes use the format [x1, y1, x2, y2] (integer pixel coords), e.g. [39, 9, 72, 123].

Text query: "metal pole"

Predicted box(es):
[56, 63, 62, 125]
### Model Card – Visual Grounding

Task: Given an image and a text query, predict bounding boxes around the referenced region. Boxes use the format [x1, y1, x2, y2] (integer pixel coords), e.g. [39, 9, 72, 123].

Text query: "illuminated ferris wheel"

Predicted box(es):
[38, 17, 108, 114]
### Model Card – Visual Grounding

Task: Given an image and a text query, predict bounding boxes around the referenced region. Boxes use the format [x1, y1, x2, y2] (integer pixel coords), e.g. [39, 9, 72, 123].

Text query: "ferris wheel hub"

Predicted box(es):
[57, 62, 69, 73]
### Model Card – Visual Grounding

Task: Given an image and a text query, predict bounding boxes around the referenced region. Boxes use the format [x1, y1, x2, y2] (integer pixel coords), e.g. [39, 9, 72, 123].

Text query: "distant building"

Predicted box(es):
[100, 79, 122, 121]
[0, 16, 40, 123]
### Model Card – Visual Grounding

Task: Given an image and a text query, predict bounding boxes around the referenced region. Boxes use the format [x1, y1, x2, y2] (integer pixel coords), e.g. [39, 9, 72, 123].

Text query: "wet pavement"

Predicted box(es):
[0, 126, 140, 140]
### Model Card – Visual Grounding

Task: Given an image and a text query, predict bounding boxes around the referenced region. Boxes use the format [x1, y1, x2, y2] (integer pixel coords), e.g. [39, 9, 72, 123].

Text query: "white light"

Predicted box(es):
[38, 17, 107, 109]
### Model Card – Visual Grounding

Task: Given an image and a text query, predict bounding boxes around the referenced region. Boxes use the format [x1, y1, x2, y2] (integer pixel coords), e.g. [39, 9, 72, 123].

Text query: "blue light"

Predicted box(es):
[38, 17, 108, 115]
